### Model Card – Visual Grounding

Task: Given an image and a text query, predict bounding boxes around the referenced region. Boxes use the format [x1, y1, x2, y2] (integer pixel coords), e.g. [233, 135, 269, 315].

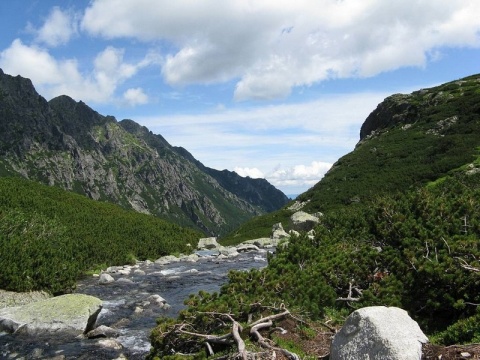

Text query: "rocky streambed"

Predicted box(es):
[0, 248, 270, 359]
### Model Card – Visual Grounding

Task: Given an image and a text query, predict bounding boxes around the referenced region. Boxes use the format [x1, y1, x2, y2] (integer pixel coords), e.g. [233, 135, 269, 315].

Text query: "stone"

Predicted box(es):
[154, 255, 180, 266]
[179, 253, 199, 262]
[236, 244, 260, 252]
[133, 269, 146, 276]
[289, 211, 320, 232]
[85, 325, 119, 339]
[97, 338, 123, 350]
[244, 238, 275, 248]
[148, 294, 167, 307]
[98, 273, 115, 284]
[116, 278, 134, 285]
[197, 237, 220, 250]
[117, 268, 131, 276]
[271, 223, 290, 240]
[330, 306, 428, 360]
[218, 246, 239, 257]
[0, 294, 102, 336]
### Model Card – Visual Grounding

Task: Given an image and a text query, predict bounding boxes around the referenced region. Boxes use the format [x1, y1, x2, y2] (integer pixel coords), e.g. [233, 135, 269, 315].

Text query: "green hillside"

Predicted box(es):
[149, 75, 480, 358]
[0, 176, 201, 294]
[223, 74, 480, 243]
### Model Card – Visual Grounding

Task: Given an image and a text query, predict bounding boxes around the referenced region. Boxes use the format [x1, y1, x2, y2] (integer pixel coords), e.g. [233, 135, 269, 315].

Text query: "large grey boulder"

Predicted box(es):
[330, 306, 428, 360]
[289, 211, 320, 232]
[0, 294, 102, 336]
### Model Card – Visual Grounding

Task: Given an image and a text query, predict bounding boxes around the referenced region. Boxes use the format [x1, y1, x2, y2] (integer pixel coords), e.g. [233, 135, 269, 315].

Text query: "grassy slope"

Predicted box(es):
[0, 176, 202, 294]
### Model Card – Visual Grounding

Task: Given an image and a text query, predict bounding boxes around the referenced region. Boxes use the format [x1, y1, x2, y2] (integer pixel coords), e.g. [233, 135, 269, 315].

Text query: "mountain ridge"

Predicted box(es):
[0, 68, 289, 236]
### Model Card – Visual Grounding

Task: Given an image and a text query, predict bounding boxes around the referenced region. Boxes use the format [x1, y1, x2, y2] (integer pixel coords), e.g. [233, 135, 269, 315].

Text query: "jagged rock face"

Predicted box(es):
[0, 69, 289, 235]
[360, 93, 419, 140]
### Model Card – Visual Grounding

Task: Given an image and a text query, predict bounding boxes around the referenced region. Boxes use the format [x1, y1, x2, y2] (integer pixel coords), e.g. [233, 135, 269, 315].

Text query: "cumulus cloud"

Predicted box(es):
[134, 91, 389, 193]
[0, 40, 153, 104]
[32, 6, 78, 47]
[267, 161, 333, 193]
[123, 87, 149, 106]
[81, 0, 480, 101]
[234, 167, 265, 179]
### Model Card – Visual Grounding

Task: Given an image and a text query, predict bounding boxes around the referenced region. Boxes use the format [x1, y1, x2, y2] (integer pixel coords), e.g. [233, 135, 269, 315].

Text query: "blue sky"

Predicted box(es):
[1, 1, 479, 195]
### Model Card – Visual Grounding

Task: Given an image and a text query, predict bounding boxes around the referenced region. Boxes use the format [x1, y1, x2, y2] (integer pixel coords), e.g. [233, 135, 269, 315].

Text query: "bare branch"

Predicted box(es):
[337, 280, 363, 302]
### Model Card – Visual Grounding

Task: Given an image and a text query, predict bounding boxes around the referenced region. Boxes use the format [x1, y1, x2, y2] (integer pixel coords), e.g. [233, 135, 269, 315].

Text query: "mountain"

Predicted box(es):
[224, 73, 480, 242]
[298, 73, 480, 213]
[0, 68, 289, 236]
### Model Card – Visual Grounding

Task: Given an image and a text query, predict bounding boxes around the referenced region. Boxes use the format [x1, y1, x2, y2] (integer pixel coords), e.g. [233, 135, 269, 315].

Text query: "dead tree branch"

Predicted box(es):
[337, 280, 363, 302]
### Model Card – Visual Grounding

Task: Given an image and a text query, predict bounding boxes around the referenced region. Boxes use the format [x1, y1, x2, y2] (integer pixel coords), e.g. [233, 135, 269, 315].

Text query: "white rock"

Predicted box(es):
[147, 294, 167, 306]
[197, 237, 220, 250]
[330, 306, 428, 360]
[98, 273, 115, 284]
[98, 338, 123, 350]
[219, 246, 239, 257]
[117, 269, 131, 276]
[154, 255, 180, 266]
[237, 244, 260, 252]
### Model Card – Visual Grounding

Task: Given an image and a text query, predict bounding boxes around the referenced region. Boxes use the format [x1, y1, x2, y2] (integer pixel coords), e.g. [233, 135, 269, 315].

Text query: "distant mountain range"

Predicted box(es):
[0, 68, 289, 236]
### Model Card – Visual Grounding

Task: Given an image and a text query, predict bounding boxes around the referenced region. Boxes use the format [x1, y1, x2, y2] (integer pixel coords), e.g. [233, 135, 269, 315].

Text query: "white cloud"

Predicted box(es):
[123, 87, 149, 106]
[33, 6, 78, 47]
[135, 91, 389, 193]
[234, 167, 265, 179]
[267, 161, 332, 193]
[0, 40, 154, 104]
[81, 0, 480, 101]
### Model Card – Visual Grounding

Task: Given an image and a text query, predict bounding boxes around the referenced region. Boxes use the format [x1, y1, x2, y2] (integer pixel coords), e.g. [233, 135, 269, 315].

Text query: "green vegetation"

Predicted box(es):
[150, 74, 480, 357]
[150, 172, 480, 357]
[0, 176, 202, 294]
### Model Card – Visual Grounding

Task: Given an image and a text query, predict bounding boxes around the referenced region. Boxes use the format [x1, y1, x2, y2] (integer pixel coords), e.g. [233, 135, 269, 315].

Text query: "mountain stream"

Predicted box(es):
[0, 250, 270, 359]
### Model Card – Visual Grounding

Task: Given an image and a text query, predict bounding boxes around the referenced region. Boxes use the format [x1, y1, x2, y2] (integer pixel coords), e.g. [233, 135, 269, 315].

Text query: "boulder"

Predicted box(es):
[237, 244, 260, 252]
[0, 294, 102, 336]
[154, 255, 180, 266]
[197, 237, 220, 250]
[289, 211, 320, 232]
[271, 223, 290, 240]
[98, 273, 115, 284]
[219, 246, 239, 257]
[179, 253, 199, 262]
[330, 306, 428, 360]
[147, 294, 167, 307]
[244, 238, 275, 248]
[85, 325, 119, 339]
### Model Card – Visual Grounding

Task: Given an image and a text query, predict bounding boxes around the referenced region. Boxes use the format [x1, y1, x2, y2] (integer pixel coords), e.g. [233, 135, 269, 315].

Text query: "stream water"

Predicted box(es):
[0, 250, 270, 359]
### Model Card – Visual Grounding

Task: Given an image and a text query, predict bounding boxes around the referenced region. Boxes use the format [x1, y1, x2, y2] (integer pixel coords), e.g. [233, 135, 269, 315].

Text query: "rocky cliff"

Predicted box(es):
[0, 68, 289, 235]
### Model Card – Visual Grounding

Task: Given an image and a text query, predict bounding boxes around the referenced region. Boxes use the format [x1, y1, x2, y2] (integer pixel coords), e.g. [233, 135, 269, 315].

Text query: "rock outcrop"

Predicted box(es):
[0, 294, 102, 336]
[330, 306, 428, 360]
[289, 211, 320, 232]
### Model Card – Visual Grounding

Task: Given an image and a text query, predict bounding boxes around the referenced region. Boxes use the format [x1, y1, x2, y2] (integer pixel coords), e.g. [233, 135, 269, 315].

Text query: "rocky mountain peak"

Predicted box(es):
[0, 68, 289, 235]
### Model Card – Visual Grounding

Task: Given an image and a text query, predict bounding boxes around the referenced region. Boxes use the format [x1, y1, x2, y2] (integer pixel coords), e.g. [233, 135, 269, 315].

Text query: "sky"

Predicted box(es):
[0, 1, 479, 195]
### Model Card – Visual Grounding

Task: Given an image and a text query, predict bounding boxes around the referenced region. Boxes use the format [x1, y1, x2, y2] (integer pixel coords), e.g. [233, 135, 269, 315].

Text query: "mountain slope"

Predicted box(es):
[149, 75, 480, 357]
[224, 73, 480, 242]
[0, 176, 202, 294]
[299, 74, 480, 212]
[0, 68, 288, 236]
